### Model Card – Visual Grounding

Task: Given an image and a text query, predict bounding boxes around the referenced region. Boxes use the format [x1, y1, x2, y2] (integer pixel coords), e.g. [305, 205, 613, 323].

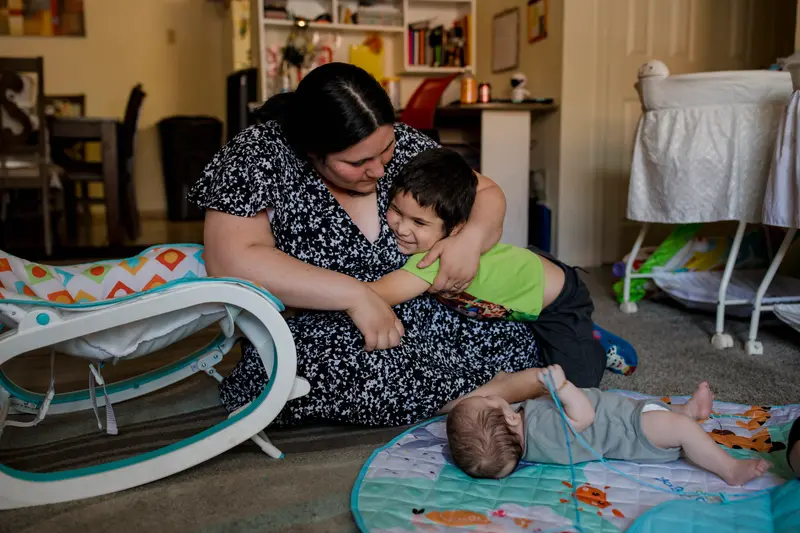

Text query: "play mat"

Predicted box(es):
[352, 391, 799, 533]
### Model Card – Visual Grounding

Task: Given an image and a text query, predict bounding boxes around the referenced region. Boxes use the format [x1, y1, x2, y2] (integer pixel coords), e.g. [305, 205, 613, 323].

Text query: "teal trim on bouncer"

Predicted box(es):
[0, 333, 229, 406]
[0, 344, 278, 482]
[350, 416, 444, 533]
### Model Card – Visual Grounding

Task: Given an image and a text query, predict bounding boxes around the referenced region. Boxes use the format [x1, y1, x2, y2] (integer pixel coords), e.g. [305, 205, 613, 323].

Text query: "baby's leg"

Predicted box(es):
[438, 368, 545, 414]
[642, 411, 769, 486]
[669, 381, 714, 420]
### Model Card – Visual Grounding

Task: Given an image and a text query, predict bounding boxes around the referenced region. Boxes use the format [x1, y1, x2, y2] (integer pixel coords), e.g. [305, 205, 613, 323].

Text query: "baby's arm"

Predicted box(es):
[369, 270, 432, 307]
[538, 364, 595, 432]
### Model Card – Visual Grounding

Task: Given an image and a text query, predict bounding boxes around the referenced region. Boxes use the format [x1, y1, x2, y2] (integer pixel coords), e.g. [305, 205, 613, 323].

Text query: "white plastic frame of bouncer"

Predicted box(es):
[0, 279, 303, 509]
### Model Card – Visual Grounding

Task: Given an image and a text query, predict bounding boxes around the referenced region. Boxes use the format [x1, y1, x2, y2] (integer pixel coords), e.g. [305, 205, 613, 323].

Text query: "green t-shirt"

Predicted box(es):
[401, 243, 545, 321]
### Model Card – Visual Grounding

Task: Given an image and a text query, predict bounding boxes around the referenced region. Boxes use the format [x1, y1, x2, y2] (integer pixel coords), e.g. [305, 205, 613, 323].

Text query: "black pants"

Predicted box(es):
[526, 247, 606, 388]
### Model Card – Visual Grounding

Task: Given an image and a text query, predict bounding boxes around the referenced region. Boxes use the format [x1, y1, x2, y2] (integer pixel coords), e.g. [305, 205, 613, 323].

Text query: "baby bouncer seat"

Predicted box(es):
[0, 243, 309, 509]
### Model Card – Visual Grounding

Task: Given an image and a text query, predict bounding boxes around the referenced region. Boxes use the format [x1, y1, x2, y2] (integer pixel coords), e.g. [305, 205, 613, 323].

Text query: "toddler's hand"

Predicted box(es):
[538, 364, 566, 391]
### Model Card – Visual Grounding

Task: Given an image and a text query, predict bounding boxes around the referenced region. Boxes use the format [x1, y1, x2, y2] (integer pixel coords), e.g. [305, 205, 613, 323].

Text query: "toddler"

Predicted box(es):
[369, 147, 635, 387]
[446, 364, 770, 486]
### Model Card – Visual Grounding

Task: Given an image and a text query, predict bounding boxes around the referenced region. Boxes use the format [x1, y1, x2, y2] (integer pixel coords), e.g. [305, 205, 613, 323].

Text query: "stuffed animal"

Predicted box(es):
[510, 72, 530, 103]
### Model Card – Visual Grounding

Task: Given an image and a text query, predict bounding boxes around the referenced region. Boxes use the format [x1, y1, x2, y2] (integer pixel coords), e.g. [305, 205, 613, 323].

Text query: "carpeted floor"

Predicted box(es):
[1, 268, 798, 533]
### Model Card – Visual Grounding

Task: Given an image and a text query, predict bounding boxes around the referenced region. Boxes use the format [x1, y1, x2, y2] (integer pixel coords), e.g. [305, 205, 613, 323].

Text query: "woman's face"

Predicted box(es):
[313, 125, 395, 194]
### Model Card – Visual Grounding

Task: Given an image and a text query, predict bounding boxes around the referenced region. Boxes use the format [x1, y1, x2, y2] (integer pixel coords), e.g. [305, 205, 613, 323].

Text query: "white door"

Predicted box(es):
[600, 0, 797, 263]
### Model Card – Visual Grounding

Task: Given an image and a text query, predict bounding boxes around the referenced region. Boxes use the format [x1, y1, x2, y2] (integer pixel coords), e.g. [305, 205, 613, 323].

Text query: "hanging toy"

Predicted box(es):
[308, 30, 337, 70]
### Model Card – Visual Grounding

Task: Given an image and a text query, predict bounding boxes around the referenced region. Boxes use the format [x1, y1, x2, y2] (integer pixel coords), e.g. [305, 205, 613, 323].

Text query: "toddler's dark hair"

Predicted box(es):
[446, 402, 523, 479]
[389, 147, 478, 235]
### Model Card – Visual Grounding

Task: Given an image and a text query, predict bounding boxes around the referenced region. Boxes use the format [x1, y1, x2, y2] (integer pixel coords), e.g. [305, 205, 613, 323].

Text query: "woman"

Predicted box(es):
[188, 63, 546, 427]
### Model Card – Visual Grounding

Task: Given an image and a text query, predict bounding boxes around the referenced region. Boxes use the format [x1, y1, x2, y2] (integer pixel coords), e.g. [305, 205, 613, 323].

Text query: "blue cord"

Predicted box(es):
[544, 372, 587, 532]
[541, 370, 776, 525]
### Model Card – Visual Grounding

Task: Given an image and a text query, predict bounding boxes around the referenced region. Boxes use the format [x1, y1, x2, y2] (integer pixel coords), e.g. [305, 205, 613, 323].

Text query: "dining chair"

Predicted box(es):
[51, 84, 145, 243]
[0, 56, 62, 256]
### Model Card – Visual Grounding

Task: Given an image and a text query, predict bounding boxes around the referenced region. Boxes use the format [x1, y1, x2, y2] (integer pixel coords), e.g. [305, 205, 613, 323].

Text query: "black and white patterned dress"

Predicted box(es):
[188, 121, 542, 427]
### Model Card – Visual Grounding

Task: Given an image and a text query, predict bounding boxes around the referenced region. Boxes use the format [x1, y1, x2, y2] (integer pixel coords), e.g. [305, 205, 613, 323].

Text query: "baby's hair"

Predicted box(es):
[446, 401, 523, 479]
[389, 147, 477, 235]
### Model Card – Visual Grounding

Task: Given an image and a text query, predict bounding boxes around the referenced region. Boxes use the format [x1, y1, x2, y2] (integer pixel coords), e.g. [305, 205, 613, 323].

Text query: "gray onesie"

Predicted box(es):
[522, 388, 681, 465]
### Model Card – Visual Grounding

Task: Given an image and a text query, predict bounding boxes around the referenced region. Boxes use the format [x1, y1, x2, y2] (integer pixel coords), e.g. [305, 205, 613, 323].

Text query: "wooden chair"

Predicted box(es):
[52, 84, 144, 242]
[0, 56, 62, 256]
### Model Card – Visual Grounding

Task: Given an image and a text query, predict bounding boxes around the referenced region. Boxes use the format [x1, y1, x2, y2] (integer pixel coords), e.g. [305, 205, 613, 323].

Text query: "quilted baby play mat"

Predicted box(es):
[351, 391, 800, 533]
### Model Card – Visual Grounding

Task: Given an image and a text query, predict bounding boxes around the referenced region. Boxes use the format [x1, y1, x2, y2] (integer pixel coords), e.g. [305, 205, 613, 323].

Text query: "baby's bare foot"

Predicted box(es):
[683, 381, 714, 420]
[723, 458, 770, 486]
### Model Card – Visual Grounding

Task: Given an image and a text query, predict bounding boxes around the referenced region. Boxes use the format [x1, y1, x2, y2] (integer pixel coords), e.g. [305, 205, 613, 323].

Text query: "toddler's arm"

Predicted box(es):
[538, 364, 595, 432]
[369, 270, 432, 307]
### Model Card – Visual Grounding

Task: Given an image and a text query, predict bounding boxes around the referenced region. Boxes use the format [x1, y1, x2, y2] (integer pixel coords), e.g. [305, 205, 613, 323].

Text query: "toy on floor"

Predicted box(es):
[0, 245, 309, 509]
[612, 224, 771, 311]
[594, 325, 637, 376]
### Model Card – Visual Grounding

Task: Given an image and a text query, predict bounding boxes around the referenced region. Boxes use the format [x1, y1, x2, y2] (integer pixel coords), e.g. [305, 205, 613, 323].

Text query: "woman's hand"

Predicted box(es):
[417, 229, 481, 294]
[346, 286, 405, 351]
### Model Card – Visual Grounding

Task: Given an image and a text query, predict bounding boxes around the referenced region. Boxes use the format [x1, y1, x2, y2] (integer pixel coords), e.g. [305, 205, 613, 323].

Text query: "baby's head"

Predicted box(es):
[446, 395, 525, 479]
[388, 147, 477, 255]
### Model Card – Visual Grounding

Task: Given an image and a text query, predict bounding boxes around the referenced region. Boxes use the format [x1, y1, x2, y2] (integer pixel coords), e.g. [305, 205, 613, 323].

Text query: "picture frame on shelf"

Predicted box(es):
[492, 7, 519, 73]
[527, 0, 548, 44]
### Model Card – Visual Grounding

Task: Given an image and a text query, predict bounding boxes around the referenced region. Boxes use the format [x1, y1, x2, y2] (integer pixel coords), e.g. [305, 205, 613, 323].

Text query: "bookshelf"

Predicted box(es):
[401, 0, 476, 75]
[256, 0, 476, 99]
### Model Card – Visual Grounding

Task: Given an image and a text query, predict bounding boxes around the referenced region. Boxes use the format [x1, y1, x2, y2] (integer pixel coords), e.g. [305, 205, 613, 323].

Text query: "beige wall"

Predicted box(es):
[0, 0, 232, 215]
[475, 0, 564, 254]
[475, 0, 563, 101]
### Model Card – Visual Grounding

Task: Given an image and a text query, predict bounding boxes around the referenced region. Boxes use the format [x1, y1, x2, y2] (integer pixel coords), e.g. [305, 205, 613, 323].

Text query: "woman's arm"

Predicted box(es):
[204, 209, 363, 310]
[460, 172, 506, 253]
[416, 172, 506, 292]
[204, 209, 404, 350]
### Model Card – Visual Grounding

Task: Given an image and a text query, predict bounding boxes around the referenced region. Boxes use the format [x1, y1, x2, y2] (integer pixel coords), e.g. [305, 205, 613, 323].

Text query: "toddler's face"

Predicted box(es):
[387, 191, 448, 255]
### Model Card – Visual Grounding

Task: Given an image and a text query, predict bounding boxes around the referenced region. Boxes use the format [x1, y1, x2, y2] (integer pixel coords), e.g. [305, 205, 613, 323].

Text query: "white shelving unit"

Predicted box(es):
[263, 18, 405, 33]
[401, 0, 476, 75]
[255, 0, 476, 100]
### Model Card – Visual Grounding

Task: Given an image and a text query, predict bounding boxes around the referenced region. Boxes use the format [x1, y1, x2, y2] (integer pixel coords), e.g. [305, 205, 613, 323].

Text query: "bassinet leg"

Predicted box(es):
[746, 228, 797, 356]
[621, 223, 649, 314]
[711, 221, 747, 350]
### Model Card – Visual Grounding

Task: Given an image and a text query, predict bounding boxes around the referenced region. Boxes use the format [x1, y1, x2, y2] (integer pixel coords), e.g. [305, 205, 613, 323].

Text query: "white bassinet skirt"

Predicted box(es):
[627, 103, 787, 224]
[627, 68, 792, 224]
[763, 90, 800, 229]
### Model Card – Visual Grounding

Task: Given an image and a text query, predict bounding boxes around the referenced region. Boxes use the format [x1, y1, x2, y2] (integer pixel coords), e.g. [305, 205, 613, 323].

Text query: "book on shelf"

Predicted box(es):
[407, 14, 471, 69]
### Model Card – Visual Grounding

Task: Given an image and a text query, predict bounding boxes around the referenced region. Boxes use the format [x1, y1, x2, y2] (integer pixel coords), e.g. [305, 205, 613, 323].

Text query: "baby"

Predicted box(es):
[368, 147, 635, 386]
[446, 364, 770, 486]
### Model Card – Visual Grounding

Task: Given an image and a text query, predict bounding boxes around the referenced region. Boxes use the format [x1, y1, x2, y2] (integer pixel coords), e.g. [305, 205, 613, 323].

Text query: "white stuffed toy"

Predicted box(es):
[510, 72, 530, 103]
[637, 60, 670, 79]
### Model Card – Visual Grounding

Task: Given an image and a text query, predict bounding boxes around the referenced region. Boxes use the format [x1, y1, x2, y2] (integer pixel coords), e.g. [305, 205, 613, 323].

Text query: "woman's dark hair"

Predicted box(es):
[256, 62, 396, 158]
[390, 147, 478, 235]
